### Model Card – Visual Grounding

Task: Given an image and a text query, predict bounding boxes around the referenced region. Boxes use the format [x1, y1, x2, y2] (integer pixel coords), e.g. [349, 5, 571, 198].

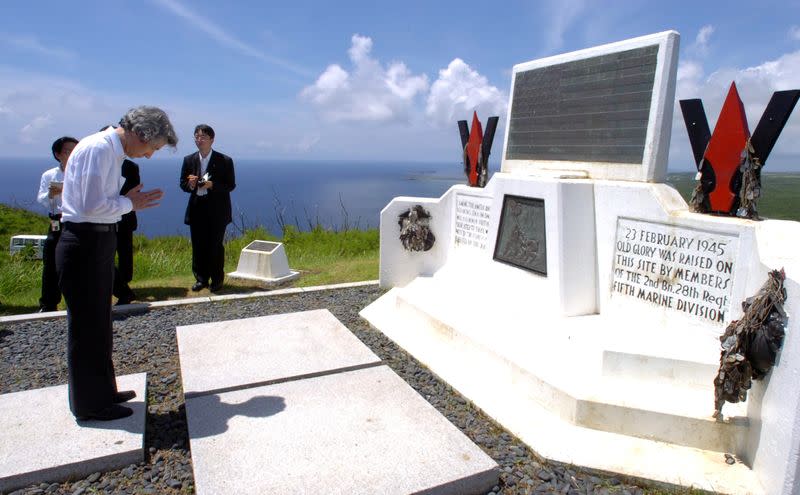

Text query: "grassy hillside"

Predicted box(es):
[0, 205, 379, 315]
[0, 205, 50, 314]
[0, 203, 48, 244]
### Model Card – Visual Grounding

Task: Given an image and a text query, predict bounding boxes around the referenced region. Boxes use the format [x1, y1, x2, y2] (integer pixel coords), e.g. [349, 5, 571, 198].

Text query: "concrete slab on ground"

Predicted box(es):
[0, 373, 147, 493]
[176, 309, 382, 397]
[185, 365, 498, 495]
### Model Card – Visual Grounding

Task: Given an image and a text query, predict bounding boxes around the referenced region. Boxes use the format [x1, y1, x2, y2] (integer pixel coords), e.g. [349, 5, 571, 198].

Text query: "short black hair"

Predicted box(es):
[51, 136, 79, 162]
[194, 124, 215, 139]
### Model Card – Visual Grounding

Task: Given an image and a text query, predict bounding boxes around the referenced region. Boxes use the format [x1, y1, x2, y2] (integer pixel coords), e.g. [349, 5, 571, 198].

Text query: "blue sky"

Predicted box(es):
[1, 0, 799, 171]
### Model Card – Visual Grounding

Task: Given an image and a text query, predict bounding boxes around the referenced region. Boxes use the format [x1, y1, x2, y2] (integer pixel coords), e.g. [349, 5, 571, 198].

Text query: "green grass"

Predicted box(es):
[666, 172, 800, 221]
[0, 205, 50, 314]
[0, 205, 379, 315]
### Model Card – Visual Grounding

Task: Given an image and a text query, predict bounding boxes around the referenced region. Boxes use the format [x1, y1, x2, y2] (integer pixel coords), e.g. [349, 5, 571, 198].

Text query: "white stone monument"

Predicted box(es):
[228, 240, 299, 286]
[361, 30, 800, 495]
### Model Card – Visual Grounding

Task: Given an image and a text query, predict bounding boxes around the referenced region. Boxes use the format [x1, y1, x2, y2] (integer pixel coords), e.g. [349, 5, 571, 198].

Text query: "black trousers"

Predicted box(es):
[113, 227, 135, 300]
[189, 199, 227, 285]
[56, 225, 118, 417]
[39, 224, 62, 310]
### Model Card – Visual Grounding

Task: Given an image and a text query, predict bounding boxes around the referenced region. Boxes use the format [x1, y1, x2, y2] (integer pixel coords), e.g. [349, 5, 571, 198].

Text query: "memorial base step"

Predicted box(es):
[360, 287, 763, 494]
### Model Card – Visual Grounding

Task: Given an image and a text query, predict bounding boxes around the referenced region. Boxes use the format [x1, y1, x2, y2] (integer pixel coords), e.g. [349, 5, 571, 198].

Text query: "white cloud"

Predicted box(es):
[348, 35, 372, 64]
[540, 0, 587, 53]
[692, 25, 715, 56]
[671, 49, 800, 171]
[676, 60, 705, 104]
[675, 27, 717, 104]
[151, 0, 311, 77]
[789, 26, 800, 41]
[0, 68, 112, 148]
[677, 50, 800, 115]
[307, 65, 349, 105]
[425, 58, 507, 128]
[19, 114, 54, 143]
[1, 33, 76, 60]
[301, 34, 429, 123]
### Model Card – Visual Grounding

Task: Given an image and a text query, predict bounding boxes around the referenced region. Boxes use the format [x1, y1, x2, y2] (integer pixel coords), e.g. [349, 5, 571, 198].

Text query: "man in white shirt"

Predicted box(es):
[36, 136, 78, 312]
[57, 106, 177, 422]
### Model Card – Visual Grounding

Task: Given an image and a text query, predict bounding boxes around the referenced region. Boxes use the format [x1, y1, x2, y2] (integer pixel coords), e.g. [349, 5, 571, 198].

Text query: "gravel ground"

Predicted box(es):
[1, 285, 655, 495]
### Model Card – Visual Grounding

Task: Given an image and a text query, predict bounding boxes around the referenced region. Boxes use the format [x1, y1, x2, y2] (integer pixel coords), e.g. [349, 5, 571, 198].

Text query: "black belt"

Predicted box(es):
[63, 222, 117, 232]
[49, 213, 63, 221]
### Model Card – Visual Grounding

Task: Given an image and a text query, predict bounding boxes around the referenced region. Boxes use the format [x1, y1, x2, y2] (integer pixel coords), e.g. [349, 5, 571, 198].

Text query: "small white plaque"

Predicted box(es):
[611, 219, 739, 324]
[453, 194, 492, 251]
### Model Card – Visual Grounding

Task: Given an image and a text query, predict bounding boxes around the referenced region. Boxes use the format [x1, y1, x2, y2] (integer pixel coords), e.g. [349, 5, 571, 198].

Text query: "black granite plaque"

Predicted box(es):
[493, 195, 547, 275]
[505, 45, 658, 164]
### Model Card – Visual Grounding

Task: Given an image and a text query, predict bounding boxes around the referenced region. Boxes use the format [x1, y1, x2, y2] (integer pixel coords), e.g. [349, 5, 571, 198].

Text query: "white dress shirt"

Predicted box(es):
[196, 149, 212, 197]
[61, 128, 133, 224]
[37, 166, 65, 213]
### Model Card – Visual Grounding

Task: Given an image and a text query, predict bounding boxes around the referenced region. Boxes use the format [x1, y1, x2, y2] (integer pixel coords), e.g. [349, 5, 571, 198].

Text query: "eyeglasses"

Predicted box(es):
[194, 135, 212, 141]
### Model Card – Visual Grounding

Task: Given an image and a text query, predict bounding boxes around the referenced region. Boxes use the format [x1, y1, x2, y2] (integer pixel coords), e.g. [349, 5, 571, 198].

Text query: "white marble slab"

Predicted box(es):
[186, 365, 498, 495]
[0, 373, 147, 493]
[176, 309, 381, 397]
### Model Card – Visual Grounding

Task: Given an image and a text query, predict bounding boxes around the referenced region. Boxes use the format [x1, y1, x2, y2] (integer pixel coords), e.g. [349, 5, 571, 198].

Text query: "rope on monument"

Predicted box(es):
[736, 139, 763, 219]
[689, 166, 708, 213]
[713, 269, 787, 419]
[690, 138, 763, 218]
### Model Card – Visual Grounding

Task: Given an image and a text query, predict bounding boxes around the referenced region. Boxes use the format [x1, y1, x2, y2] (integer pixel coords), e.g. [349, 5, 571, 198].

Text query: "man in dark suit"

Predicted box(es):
[113, 158, 140, 304]
[179, 124, 236, 293]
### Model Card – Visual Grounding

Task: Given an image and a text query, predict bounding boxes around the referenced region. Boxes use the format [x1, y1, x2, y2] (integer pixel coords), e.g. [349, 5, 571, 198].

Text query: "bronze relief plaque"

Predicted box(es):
[493, 195, 547, 275]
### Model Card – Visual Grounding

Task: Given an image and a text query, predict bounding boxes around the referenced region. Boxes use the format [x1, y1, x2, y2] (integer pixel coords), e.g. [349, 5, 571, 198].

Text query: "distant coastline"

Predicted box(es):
[0, 158, 472, 238]
[2, 156, 797, 236]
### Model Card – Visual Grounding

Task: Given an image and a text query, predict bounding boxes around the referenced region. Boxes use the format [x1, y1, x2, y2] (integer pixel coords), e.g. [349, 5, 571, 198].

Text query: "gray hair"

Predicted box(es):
[118, 106, 178, 147]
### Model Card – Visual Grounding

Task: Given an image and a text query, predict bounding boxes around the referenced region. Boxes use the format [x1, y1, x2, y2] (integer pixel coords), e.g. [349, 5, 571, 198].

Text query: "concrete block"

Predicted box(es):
[177, 309, 381, 397]
[185, 365, 498, 495]
[0, 373, 147, 493]
[228, 240, 299, 286]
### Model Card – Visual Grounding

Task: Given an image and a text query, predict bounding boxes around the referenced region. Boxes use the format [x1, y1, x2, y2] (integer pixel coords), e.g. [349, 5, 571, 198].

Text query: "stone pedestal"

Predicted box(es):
[228, 240, 299, 286]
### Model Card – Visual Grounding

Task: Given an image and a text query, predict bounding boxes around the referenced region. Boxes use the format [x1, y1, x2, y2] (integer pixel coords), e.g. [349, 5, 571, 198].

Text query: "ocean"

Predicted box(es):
[0, 157, 481, 238]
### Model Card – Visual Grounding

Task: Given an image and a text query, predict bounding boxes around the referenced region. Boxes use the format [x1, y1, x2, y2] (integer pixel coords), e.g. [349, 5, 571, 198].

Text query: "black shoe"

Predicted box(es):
[115, 289, 136, 306]
[38, 306, 57, 313]
[76, 404, 133, 422]
[209, 281, 223, 293]
[113, 390, 136, 403]
[191, 282, 208, 292]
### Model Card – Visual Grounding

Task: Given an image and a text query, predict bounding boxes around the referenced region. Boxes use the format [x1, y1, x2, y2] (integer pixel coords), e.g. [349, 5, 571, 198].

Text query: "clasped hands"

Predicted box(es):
[126, 184, 164, 211]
